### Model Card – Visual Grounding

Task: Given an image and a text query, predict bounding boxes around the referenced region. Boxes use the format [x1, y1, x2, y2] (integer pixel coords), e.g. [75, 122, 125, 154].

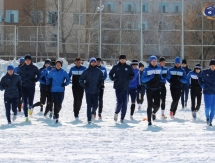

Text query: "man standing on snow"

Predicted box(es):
[79, 57, 104, 124]
[159, 57, 168, 119]
[142, 56, 163, 126]
[198, 59, 215, 126]
[167, 57, 187, 118]
[128, 59, 139, 120]
[0, 65, 21, 124]
[187, 64, 202, 119]
[14, 57, 25, 112]
[181, 59, 191, 109]
[46, 60, 70, 123]
[33, 59, 51, 112]
[109, 55, 134, 123]
[17, 54, 40, 122]
[68, 57, 86, 120]
[95, 57, 107, 119]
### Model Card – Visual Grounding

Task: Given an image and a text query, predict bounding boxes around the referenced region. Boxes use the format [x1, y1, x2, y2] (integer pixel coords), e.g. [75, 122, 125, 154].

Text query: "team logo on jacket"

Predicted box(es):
[125, 68, 128, 71]
[207, 74, 209, 76]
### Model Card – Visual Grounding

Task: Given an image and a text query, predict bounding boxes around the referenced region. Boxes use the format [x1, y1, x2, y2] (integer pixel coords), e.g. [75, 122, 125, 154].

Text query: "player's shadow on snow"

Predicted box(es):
[110, 122, 134, 129]
[136, 109, 146, 113]
[69, 119, 83, 125]
[0, 124, 18, 130]
[36, 117, 62, 127]
[79, 123, 101, 129]
[204, 126, 215, 131]
[172, 118, 186, 123]
[124, 119, 141, 124]
[154, 119, 168, 123]
[144, 125, 163, 132]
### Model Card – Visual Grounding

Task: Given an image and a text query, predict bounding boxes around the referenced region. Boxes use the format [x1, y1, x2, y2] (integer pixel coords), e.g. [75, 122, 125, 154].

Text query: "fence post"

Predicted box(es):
[14, 25, 17, 60]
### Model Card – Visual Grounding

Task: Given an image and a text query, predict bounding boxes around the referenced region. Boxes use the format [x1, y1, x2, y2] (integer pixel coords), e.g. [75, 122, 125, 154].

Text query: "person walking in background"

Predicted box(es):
[198, 59, 215, 126]
[14, 57, 25, 112]
[68, 57, 86, 120]
[142, 56, 162, 126]
[181, 59, 191, 109]
[95, 57, 107, 119]
[0, 65, 21, 124]
[109, 55, 134, 123]
[79, 58, 104, 124]
[167, 57, 187, 118]
[137, 62, 145, 110]
[128, 59, 139, 120]
[17, 54, 40, 122]
[187, 64, 202, 119]
[46, 60, 70, 123]
[33, 59, 51, 112]
[159, 57, 168, 119]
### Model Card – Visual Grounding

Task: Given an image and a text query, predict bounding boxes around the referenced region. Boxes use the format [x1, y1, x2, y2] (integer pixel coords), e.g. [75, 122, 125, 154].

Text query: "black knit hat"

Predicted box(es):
[50, 60, 56, 67]
[131, 59, 138, 65]
[182, 59, 187, 64]
[209, 59, 215, 66]
[194, 64, 201, 70]
[139, 62, 144, 67]
[56, 60, 63, 66]
[96, 57, 102, 61]
[24, 54, 32, 60]
[119, 55, 126, 60]
[159, 57, 166, 62]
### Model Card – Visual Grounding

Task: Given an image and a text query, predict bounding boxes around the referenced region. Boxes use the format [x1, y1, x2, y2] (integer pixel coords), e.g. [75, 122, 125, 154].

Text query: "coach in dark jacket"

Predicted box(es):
[79, 57, 104, 124]
[17, 54, 40, 121]
[0, 65, 21, 124]
[109, 55, 134, 123]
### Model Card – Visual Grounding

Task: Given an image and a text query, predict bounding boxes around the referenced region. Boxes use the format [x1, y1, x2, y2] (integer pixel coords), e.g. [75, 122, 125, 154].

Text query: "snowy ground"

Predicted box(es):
[0, 81, 215, 163]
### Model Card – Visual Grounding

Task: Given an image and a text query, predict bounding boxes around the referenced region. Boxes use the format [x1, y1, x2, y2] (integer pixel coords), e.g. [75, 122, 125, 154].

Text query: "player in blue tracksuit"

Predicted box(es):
[109, 55, 134, 123]
[95, 57, 107, 119]
[159, 57, 168, 118]
[187, 64, 202, 119]
[17, 54, 40, 122]
[198, 59, 215, 126]
[79, 58, 104, 124]
[136, 62, 145, 110]
[167, 57, 187, 118]
[181, 59, 191, 108]
[46, 60, 70, 123]
[0, 65, 21, 124]
[32, 59, 51, 112]
[14, 57, 25, 112]
[128, 59, 139, 119]
[142, 55, 163, 126]
[68, 57, 86, 119]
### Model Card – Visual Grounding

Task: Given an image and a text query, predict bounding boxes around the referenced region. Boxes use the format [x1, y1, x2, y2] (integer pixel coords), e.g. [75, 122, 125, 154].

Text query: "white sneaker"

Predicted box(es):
[130, 115, 134, 120]
[114, 113, 118, 122]
[138, 104, 142, 110]
[161, 114, 167, 119]
[120, 119, 123, 123]
[12, 115, 17, 122]
[91, 114, 95, 122]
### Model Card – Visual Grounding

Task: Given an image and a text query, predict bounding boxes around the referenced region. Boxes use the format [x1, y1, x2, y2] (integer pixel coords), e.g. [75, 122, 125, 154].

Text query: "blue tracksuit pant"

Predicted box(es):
[115, 89, 128, 120]
[4, 97, 18, 123]
[204, 94, 215, 123]
[51, 92, 64, 119]
[22, 86, 35, 117]
[85, 93, 99, 121]
[181, 84, 189, 107]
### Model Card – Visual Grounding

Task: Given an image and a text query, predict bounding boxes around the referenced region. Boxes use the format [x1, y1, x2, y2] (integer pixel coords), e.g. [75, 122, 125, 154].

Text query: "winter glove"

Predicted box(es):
[61, 83, 66, 87]
[149, 74, 154, 80]
[84, 83, 89, 88]
[32, 78, 38, 83]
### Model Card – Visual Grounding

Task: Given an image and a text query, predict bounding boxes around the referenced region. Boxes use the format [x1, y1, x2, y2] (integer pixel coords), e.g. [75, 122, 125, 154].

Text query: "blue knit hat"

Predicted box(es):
[89, 57, 97, 63]
[19, 57, 25, 63]
[7, 65, 14, 71]
[174, 57, 181, 64]
[149, 55, 157, 62]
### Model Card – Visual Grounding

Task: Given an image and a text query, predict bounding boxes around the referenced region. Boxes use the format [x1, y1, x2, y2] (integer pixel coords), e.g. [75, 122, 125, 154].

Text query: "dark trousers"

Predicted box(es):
[170, 87, 182, 115]
[146, 89, 160, 122]
[137, 86, 145, 104]
[181, 84, 189, 107]
[72, 85, 84, 117]
[115, 89, 128, 120]
[128, 88, 137, 115]
[191, 89, 202, 112]
[51, 92, 64, 119]
[4, 97, 18, 123]
[160, 84, 167, 110]
[41, 89, 53, 115]
[98, 88, 104, 114]
[85, 93, 99, 121]
[22, 87, 35, 117]
[17, 87, 22, 111]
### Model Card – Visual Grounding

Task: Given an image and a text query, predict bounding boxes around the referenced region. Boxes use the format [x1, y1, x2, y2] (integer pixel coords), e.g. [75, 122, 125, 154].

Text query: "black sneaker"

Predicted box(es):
[98, 114, 102, 119]
[209, 123, 212, 126]
[206, 118, 210, 125]
[40, 106, 43, 112]
[185, 102, 187, 108]
[192, 112, 196, 119]
[56, 119, 58, 123]
[53, 115, 56, 119]
[88, 121, 91, 124]
[148, 122, 152, 126]
[152, 113, 156, 121]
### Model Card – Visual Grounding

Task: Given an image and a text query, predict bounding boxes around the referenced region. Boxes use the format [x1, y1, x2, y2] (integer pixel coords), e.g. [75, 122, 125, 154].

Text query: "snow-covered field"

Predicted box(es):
[0, 59, 215, 162]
